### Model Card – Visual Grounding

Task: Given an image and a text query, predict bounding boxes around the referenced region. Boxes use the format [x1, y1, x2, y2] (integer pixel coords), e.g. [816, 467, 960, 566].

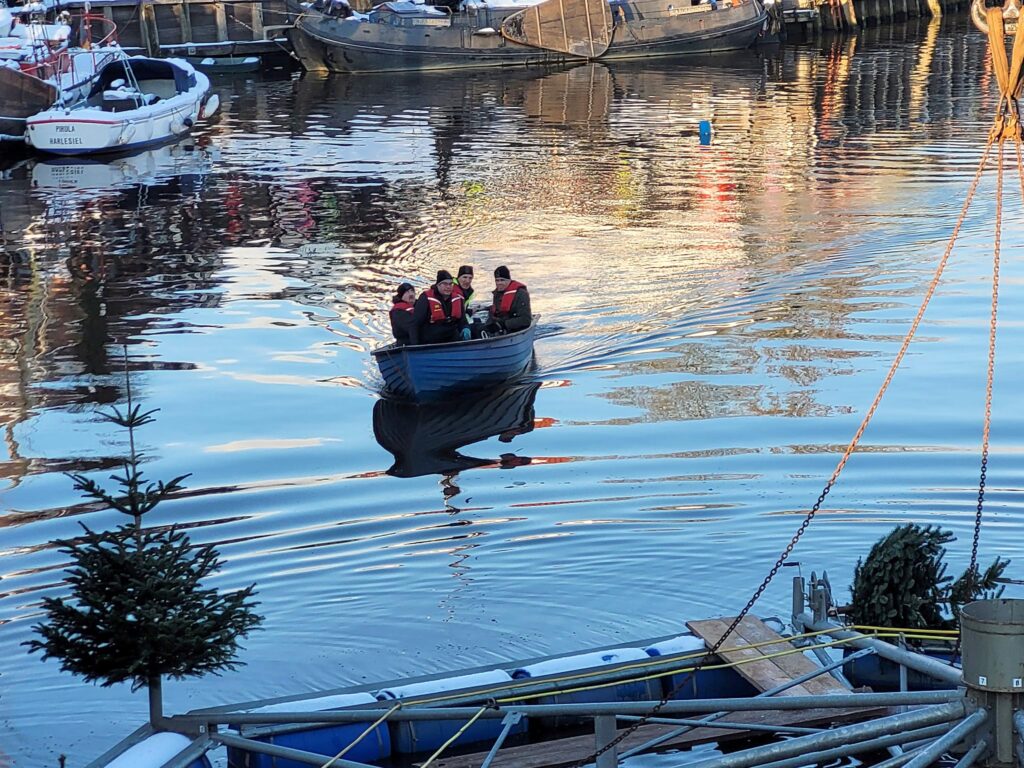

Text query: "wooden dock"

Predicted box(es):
[64, 0, 295, 60]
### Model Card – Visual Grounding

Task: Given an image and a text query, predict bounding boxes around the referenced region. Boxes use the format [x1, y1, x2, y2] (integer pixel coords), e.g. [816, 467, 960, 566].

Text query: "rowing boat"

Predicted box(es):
[371, 317, 538, 401]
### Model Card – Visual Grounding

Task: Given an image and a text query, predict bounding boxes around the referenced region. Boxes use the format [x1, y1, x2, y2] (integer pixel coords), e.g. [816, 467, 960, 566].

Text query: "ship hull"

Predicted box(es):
[287, 0, 766, 73]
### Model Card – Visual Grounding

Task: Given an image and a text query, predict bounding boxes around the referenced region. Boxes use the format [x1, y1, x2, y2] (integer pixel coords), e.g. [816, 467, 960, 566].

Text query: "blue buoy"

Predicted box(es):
[699, 120, 713, 145]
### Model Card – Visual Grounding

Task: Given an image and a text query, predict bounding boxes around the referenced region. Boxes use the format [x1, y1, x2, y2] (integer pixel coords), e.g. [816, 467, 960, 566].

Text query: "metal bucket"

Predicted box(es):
[960, 599, 1024, 693]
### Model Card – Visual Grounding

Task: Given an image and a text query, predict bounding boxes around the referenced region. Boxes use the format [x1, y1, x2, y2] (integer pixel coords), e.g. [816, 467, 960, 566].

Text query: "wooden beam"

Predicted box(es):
[214, 0, 229, 41]
[250, 1, 264, 39]
[175, 0, 193, 43]
[687, 617, 849, 697]
[139, 2, 160, 56]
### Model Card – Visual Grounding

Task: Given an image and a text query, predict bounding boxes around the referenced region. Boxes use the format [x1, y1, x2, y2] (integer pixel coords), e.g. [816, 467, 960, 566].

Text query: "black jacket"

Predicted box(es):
[410, 289, 468, 345]
[491, 284, 532, 333]
[389, 304, 414, 345]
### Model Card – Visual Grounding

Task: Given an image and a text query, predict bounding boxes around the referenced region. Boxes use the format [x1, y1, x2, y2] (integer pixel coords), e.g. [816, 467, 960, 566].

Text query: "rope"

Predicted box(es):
[317, 702, 399, 768]
[417, 704, 490, 768]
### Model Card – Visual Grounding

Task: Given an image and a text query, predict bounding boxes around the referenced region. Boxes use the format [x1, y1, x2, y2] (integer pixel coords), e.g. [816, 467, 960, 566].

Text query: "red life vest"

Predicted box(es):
[493, 280, 526, 316]
[424, 287, 463, 323]
[391, 301, 414, 314]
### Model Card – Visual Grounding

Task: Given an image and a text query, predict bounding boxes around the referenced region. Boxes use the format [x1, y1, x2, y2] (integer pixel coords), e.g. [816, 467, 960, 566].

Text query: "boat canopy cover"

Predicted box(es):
[371, 1, 448, 14]
[88, 58, 195, 98]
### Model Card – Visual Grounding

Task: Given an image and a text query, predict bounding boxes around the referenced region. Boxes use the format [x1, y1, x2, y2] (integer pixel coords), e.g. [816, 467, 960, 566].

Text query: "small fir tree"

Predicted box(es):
[849, 523, 1008, 633]
[25, 355, 262, 726]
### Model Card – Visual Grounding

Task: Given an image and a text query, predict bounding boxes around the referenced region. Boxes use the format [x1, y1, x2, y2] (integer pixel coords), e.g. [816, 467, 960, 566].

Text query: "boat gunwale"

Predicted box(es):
[370, 315, 539, 358]
[185, 624, 731, 720]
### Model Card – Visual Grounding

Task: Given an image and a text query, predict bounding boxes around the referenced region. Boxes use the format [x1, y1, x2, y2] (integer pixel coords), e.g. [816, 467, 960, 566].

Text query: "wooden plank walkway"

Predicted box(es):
[686, 616, 850, 697]
[431, 706, 888, 768]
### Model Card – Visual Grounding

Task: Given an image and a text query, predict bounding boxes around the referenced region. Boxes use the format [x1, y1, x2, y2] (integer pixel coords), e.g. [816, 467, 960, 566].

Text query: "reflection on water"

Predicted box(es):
[3, 17, 1024, 768]
[374, 382, 541, 477]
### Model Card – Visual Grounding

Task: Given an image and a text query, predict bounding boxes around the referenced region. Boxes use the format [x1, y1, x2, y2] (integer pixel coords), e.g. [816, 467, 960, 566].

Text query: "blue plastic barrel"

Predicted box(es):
[699, 120, 713, 145]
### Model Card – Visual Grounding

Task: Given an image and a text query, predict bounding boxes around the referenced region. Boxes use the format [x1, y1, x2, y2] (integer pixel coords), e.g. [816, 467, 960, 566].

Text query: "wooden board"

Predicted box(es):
[432, 705, 890, 768]
[686, 617, 850, 697]
[500, 0, 612, 59]
[0, 66, 58, 118]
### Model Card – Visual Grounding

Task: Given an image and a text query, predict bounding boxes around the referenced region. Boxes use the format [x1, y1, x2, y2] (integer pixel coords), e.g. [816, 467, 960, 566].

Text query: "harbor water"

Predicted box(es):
[2, 17, 1024, 766]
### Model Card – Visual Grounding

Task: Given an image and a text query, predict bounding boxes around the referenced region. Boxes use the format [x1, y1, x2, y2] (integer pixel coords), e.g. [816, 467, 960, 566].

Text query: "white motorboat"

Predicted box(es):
[25, 56, 219, 155]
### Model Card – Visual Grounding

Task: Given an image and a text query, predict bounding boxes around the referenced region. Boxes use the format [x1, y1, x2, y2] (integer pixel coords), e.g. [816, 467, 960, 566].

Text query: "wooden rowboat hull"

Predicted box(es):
[371, 318, 538, 401]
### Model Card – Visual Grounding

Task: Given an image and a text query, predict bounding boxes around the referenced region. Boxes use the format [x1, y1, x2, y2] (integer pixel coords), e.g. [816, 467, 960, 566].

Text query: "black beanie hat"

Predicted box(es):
[393, 282, 414, 302]
[494, 265, 511, 279]
[436, 269, 453, 284]
[457, 265, 474, 277]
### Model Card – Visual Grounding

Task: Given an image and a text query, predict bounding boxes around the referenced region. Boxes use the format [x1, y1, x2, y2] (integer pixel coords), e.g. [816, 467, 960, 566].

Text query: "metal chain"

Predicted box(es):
[951, 131, 1008, 664]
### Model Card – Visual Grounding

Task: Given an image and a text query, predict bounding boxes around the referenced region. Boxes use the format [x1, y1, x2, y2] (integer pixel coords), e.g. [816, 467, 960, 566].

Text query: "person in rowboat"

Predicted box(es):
[389, 282, 416, 345]
[485, 265, 531, 336]
[454, 264, 487, 339]
[410, 270, 470, 345]
[454, 265, 476, 305]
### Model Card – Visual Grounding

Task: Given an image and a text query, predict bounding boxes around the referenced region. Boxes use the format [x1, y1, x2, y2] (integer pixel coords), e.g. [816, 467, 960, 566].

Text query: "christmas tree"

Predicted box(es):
[25, 353, 263, 726]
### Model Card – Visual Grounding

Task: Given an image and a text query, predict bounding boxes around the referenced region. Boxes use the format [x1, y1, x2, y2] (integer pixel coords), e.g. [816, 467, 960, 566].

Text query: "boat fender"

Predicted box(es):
[376, 669, 513, 700]
[200, 93, 220, 121]
[117, 124, 136, 145]
[643, 634, 706, 657]
[183, 117, 194, 128]
[512, 647, 649, 679]
[245, 691, 376, 714]
[102, 732, 209, 768]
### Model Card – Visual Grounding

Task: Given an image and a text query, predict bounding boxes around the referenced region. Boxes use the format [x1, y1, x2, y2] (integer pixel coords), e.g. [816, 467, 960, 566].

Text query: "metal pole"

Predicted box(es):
[756, 723, 953, 768]
[869, 743, 932, 768]
[799, 614, 962, 686]
[952, 738, 988, 768]
[213, 731, 379, 768]
[810, 646, 854, 689]
[178, 690, 964, 728]
[902, 709, 989, 768]
[621, 648, 875, 758]
[617, 715, 821, 735]
[479, 712, 523, 768]
[594, 714, 617, 768]
[681, 701, 969, 768]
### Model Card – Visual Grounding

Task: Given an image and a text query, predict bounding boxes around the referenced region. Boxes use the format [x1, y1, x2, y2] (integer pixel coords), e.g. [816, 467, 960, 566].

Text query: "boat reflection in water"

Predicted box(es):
[373, 381, 541, 479]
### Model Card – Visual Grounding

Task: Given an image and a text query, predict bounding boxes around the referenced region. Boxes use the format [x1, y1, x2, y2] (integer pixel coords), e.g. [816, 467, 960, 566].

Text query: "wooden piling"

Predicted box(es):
[174, 0, 193, 45]
[250, 2, 264, 39]
[214, 1, 229, 42]
[139, 2, 160, 57]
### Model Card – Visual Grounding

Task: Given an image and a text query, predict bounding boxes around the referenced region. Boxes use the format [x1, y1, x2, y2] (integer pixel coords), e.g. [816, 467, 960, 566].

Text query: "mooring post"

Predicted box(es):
[791, 576, 806, 631]
[960, 600, 1024, 767]
[594, 715, 618, 768]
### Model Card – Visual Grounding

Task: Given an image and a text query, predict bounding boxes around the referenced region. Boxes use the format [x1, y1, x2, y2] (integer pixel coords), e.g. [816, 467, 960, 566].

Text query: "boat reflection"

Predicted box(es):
[373, 382, 541, 478]
[28, 139, 216, 197]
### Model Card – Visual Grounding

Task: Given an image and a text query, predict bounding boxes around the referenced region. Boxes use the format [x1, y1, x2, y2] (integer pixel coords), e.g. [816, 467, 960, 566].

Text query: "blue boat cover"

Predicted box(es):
[88, 58, 195, 98]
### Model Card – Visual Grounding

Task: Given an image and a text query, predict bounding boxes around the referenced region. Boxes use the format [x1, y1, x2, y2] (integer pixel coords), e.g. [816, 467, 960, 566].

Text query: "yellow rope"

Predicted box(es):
[317, 703, 400, 768]
[417, 705, 490, 768]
